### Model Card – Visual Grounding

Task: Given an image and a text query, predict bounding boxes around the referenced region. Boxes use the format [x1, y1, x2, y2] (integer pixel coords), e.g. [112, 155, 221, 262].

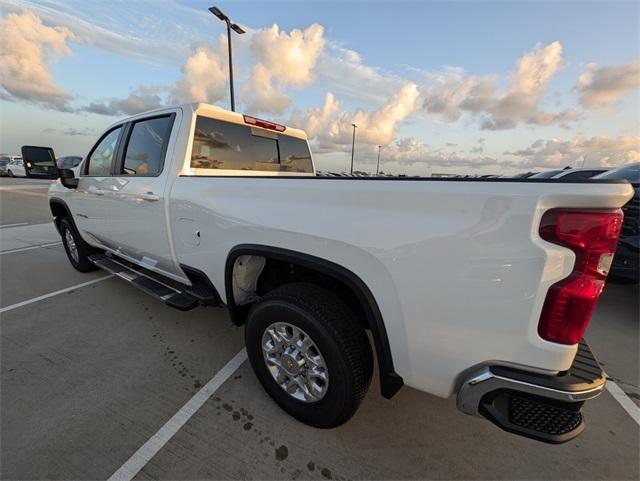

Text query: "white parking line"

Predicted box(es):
[0, 241, 62, 255]
[107, 349, 248, 481]
[0, 276, 113, 314]
[0, 222, 28, 228]
[606, 380, 640, 425]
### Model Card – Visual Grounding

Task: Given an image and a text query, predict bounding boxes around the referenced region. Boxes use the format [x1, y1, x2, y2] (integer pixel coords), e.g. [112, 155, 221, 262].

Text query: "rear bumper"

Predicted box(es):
[457, 340, 605, 443]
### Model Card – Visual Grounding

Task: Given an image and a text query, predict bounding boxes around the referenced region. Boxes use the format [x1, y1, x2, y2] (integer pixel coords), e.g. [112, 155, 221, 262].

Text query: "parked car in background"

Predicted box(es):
[1, 155, 23, 176]
[530, 168, 608, 180]
[551, 168, 608, 180]
[6, 157, 26, 177]
[0, 157, 9, 176]
[529, 169, 566, 179]
[594, 163, 639, 284]
[512, 172, 538, 178]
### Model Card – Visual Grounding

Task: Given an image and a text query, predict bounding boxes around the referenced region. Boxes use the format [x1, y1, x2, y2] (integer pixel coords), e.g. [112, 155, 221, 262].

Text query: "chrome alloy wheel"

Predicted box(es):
[261, 322, 329, 402]
[64, 227, 79, 263]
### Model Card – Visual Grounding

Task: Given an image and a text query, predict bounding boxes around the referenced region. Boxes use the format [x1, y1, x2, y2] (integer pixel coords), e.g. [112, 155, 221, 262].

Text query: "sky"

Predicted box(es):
[0, 0, 639, 175]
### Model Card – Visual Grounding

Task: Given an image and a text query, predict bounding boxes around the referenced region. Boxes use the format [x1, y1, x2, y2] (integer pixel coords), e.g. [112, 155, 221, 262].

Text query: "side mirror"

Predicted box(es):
[59, 168, 78, 189]
[21, 145, 59, 179]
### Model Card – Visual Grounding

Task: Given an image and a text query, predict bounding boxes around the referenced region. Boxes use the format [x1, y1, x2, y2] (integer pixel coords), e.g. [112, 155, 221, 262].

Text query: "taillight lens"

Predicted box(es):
[538, 209, 624, 345]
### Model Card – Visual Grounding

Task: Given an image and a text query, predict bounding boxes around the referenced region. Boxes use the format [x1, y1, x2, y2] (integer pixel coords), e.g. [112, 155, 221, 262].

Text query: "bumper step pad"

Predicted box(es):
[480, 391, 586, 443]
[89, 254, 199, 311]
[477, 340, 604, 443]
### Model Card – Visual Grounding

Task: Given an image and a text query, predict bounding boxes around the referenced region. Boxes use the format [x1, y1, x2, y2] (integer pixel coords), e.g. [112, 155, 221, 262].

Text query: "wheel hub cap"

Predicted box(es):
[261, 322, 329, 402]
[64, 228, 79, 263]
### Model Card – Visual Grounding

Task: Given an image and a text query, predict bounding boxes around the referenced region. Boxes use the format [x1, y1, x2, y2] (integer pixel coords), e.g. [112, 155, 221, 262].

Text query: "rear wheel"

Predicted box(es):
[245, 282, 373, 428]
[59, 217, 97, 272]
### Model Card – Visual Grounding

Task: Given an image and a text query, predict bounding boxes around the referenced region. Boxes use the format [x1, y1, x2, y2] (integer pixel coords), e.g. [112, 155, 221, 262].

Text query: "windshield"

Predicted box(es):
[594, 163, 640, 183]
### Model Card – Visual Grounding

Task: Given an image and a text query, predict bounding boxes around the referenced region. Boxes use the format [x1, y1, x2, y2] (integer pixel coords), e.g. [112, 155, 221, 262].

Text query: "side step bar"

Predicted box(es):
[89, 254, 199, 311]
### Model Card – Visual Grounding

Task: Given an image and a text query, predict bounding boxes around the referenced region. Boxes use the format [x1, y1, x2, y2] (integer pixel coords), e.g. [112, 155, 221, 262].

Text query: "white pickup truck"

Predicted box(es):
[22, 103, 632, 443]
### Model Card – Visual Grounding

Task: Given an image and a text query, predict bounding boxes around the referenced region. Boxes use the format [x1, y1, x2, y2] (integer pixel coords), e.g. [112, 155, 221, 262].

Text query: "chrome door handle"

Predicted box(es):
[139, 192, 160, 201]
[88, 186, 105, 195]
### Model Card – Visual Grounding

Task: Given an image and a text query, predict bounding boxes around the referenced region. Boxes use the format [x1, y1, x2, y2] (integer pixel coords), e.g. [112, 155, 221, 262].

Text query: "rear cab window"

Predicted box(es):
[189, 115, 313, 175]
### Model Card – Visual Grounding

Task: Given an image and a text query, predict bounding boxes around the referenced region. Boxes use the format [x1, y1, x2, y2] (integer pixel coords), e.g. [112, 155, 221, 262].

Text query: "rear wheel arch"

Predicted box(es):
[224, 244, 404, 398]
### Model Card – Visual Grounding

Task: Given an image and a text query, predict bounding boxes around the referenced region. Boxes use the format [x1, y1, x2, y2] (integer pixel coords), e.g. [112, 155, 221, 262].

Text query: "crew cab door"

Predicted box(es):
[103, 112, 185, 282]
[72, 125, 125, 242]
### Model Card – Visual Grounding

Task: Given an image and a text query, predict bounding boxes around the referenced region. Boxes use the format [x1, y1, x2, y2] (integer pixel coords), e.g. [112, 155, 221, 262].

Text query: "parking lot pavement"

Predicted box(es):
[1, 184, 639, 480]
[587, 284, 640, 408]
[2, 277, 243, 480]
[0, 178, 54, 226]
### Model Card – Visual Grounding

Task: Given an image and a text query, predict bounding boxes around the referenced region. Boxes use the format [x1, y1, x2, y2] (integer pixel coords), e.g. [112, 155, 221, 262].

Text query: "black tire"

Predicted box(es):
[59, 217, 98, 272]
[245, 282, 373, 428]
[8, 170, 13, 177]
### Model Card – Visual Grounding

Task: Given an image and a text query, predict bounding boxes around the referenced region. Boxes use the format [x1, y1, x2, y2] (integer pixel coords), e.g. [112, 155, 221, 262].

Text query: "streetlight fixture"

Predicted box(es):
[350, 123, 357, 174]
[209, 6, 245, 112]
[376, 145, 383, 176]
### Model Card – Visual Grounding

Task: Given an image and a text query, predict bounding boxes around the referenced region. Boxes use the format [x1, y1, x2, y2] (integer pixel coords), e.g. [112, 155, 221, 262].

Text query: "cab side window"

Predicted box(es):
[86, 126, 122, 176]
[121, 116, 173, 176]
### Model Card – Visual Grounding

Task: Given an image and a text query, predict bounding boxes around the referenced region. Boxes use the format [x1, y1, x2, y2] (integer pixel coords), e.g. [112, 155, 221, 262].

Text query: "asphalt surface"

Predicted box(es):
[1, 177, 638, 480]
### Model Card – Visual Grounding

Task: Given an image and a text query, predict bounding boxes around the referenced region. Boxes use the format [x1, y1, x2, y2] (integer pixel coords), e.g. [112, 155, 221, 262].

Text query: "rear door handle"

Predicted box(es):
[139, 192, 160, 202]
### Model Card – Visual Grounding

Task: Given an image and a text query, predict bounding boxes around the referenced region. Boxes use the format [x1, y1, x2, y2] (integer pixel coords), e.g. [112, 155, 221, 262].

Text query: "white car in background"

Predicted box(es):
[6, 157, 26, 177]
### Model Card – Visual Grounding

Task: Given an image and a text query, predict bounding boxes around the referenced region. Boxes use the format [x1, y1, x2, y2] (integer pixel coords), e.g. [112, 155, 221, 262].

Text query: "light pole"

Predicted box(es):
[209, 6, 245, 112]
[376, 145, 382, 176]
[350, 123, 357, 174]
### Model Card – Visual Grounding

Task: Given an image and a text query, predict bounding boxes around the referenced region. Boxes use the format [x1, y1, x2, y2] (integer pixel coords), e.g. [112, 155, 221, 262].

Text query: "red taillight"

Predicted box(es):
[538, 209, 624, 345]
[243, 115, 286, 132]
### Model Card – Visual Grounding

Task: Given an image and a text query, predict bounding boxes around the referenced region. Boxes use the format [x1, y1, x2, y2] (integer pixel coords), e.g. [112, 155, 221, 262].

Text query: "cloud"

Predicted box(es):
[289, 92, 340, 139]
[384, 137, 508, 167]
[83, 86, 164, 116]
[171, 41, 228, 104]
[244, 23, 325, 114]
[64, 127, 96, 136]
[0, 0, 191, 65]
[251, 23, 325, 88]
[506, 135, 640, 168]
[0, 11, 75, 111]
[421, 41, 580, 130]
[243, 63, 292, 114]
[292, 83, 420, 151]
[576, 61, 640, 109]
[316, 42, 405, 105]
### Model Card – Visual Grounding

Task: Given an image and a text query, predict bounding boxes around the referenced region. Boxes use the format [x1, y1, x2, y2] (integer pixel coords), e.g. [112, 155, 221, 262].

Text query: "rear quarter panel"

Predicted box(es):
[169, 177, 632, 397]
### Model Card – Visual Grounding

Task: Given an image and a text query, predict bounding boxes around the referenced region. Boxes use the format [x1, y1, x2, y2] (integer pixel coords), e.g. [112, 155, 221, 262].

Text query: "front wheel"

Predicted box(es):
[245, 282, 373, 428]
[59, 217, 98, 272]
[7, 170, 13, 177]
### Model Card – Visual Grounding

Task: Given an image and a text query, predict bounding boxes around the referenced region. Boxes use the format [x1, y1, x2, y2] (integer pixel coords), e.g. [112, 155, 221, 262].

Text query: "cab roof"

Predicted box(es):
[114, 102, 308, 141]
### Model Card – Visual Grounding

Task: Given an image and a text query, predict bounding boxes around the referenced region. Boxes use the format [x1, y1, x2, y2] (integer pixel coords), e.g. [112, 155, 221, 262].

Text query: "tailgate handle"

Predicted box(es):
[139, 192, 160, 202]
